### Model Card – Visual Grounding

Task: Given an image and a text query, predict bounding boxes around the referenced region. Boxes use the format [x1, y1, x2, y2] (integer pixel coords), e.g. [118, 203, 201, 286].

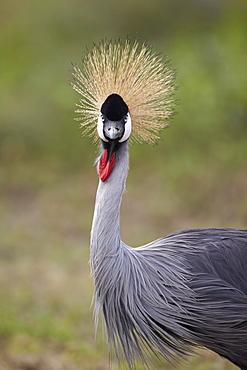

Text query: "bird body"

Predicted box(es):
[71, 40, 247, 369]
[91, 139, 247, 369]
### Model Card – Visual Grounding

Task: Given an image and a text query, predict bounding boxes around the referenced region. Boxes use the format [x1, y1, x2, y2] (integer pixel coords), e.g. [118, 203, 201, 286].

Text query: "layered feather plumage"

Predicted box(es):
[90, 142, 247, 369]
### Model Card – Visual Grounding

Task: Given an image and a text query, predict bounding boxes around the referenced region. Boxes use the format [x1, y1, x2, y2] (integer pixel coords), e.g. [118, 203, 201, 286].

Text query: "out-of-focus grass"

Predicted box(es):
[0, 0, 246, 369]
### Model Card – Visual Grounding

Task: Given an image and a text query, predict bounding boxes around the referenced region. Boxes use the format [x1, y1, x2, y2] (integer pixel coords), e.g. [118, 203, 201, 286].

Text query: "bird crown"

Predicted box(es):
[71, 39, 176, 144]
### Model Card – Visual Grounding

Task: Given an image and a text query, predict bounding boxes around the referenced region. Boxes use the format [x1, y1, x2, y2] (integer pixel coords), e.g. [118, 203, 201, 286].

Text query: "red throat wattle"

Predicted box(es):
[99, 149, 116, 182]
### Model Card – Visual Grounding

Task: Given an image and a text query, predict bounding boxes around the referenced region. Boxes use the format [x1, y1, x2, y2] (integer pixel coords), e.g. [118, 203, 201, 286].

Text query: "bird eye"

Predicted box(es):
[123, 115, 128, 124]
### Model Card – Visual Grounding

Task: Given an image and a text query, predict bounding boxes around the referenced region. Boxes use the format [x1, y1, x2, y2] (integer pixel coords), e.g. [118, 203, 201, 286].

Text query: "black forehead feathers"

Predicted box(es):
[101, 94, 128, 121]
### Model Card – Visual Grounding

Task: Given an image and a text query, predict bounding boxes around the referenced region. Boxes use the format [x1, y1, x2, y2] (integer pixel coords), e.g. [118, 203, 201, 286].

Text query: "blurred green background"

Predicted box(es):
[1, 0, 246, 369]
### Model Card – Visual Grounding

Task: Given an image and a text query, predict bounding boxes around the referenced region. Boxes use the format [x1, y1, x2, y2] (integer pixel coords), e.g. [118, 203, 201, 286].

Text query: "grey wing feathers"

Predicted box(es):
[99, 228, 247, 368]
[156, 228, 247, 367]
[163, 228, 247, 294]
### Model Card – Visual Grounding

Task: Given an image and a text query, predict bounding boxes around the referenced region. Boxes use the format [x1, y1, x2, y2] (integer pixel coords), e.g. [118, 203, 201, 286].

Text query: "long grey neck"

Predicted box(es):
[90, 140, 129, 277]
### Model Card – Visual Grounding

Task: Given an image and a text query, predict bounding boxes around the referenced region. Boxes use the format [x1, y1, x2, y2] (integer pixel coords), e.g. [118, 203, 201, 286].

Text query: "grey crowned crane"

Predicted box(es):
[71, 39, 247, 369]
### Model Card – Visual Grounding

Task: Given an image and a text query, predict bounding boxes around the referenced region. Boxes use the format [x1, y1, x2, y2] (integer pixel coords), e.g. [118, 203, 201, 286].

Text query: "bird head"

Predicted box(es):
[97, 94, 131, 181]
[98, 93, 131, 143]
[71, 39, 176, 181]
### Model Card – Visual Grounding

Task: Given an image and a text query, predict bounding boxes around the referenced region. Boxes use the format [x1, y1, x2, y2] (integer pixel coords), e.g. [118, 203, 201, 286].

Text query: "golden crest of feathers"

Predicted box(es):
[71, 39, 176, 144]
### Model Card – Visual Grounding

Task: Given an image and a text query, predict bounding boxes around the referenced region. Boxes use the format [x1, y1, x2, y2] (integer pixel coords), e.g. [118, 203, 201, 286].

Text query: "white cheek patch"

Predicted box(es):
[97, 114, 108, 142]
[119, 113, 131, 142]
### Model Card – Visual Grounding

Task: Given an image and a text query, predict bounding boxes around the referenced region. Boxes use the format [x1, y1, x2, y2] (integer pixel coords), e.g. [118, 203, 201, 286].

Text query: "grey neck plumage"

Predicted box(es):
[90, 141, 129, 291]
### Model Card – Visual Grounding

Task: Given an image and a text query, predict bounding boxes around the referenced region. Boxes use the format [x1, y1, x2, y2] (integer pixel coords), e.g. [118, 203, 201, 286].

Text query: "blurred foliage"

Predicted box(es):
[1, 0, 247, 169]
[0, 0, 246, 369]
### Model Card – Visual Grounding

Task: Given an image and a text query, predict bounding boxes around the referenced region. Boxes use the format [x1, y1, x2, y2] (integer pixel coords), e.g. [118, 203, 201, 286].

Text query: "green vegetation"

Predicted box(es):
[0, 0, 246, 368]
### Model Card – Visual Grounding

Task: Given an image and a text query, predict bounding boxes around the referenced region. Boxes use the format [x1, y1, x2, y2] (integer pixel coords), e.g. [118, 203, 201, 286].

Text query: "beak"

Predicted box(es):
[98, 118, 126, 182]
[103, 120, 125, 141]
[99, 125, 122, 182]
